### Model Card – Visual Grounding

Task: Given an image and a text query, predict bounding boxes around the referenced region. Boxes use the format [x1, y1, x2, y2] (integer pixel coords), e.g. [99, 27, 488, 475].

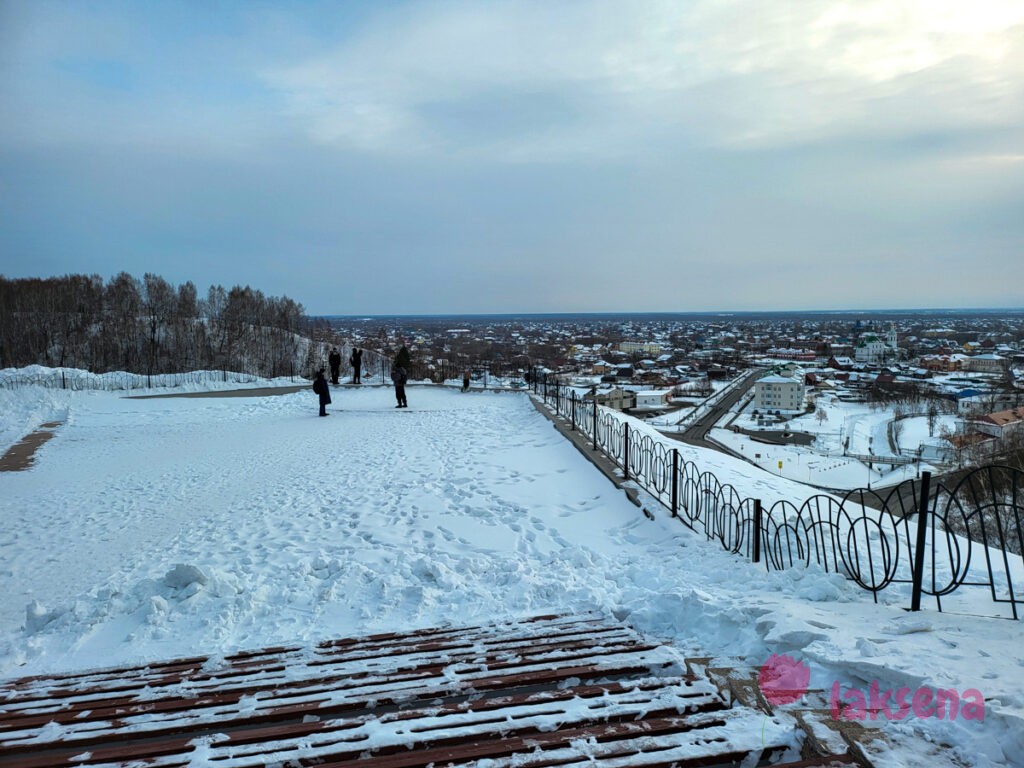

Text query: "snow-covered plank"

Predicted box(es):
[0, 647, 676, 754]
[0, 626, 655, 730]
[0, 614, 617, 708]
[0, 614, 850, 768]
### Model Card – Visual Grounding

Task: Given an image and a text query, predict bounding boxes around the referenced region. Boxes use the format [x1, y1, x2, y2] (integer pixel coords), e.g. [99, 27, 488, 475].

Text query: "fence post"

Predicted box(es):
[570, 391, 576, 431]
[623, 423, 630, 481]
[592, 397, 598, 451]
[910, 471, 933, 612]
[671, 448, 679, 518]
[752, 499, 762, 564]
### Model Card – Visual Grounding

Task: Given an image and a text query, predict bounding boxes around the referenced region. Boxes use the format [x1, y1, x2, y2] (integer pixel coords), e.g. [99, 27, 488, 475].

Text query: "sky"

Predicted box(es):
[1, 0, 1022, 315]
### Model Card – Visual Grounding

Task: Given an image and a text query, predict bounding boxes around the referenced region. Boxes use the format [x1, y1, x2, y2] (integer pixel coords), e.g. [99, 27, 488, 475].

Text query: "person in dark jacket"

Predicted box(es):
[462, 370, 471, 392]
[391, 364, 408, 408]
[395, 344, 410, 370]
[313, 368, 332, 416]
[350, 348, 363, 384]
[328, 348, 341, 385]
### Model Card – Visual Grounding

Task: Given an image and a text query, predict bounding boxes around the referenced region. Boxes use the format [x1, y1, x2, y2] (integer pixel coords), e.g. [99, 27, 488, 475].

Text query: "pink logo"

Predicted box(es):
[758, 653, 811, 705]
[831, 682, 985, 723]
[758, 653, 985, 724]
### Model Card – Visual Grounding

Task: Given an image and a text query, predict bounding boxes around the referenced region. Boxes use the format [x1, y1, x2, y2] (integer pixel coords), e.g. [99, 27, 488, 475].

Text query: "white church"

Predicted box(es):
[854, 324, 899, 365]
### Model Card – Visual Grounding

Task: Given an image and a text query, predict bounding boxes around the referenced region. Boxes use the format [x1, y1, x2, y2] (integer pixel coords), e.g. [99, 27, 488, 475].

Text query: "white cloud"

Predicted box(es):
[264, 0, 1024, 157]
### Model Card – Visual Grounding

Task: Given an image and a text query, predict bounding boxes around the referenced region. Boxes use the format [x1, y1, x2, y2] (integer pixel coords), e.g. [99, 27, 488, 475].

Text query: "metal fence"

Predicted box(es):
[537, 375, 1024, 620]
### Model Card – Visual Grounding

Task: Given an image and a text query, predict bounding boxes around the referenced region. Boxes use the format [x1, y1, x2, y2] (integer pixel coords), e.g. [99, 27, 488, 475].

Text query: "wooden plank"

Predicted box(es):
[0, 614, 590, 694]
[0, 615, 853, 768]
[0, 652, 669, 747]
[231, 712, 735, 768]
[1, 615, 616, 706]
[8, 678, 717, 768]
[0, 627, 656, 727]
[0, 634, 659, 734]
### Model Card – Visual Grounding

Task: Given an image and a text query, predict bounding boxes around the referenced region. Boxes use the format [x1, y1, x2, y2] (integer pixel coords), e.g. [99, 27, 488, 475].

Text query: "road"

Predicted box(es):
[654, 370, 982, 516]
[660, 368, 762, 449]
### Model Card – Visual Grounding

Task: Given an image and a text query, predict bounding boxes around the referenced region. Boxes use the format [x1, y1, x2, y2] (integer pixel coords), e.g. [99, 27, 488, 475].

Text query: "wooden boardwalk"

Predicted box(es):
[0, 614, 858, 767]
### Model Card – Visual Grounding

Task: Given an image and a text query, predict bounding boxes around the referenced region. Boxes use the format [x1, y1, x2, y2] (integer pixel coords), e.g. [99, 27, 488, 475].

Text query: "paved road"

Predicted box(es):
[662, 368, 762, 449]
[651, 370, 975, 514]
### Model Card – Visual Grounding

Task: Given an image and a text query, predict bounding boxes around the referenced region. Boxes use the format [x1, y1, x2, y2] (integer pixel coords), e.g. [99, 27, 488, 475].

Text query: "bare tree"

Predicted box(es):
[1, 273, 308, 380]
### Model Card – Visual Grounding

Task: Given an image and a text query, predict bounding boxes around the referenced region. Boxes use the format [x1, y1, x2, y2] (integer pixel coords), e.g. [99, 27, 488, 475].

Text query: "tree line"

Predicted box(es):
[0, 273, 309, 379]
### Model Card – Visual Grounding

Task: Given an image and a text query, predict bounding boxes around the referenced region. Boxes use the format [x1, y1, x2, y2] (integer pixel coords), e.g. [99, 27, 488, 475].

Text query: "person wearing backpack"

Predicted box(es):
[313, 367, 332, 416]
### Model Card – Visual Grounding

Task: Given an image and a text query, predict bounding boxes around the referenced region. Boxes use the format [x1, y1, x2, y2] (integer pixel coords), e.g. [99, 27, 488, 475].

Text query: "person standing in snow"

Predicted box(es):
[391, 363, 408, 408]
[328, 348, 341, 385]
[350, 348, 363, 384]
[395, 344, 411, 371]
[313, 367, 332, 416]
[462, 370, 471, 392]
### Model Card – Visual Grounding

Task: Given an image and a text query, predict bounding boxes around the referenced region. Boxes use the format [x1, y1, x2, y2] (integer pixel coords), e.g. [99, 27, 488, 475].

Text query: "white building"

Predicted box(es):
[854, 325, 899, 365]
[754, 374, 805, 413]
[966, 353, 1007, 374]
[619, 341, 662, 355]
[972, 408, 1024, 440]
[634, 389, 673, 409]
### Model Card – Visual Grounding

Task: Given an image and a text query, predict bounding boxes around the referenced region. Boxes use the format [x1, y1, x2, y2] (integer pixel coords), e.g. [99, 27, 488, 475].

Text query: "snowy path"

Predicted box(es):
[1, 384, 1022, 766]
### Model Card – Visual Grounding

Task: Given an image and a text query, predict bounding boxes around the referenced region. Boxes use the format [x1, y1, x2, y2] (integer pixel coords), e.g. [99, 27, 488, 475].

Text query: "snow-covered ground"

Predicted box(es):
[1, 383, 1022, 766]
[703, 391, 961, 491]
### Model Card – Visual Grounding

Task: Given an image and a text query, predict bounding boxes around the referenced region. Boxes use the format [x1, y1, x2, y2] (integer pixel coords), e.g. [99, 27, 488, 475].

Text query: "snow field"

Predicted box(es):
[0, 384, 1022, 766]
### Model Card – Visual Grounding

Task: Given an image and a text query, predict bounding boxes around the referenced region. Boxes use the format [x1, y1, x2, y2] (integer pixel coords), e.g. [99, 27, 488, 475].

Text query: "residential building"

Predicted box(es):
[754, 374, 805, 413]
[966, 353, 1007, 374]
[971, 408, 1024, 440]
[585, 386, 636, 411]
[919, 354, 970, 372]
[827, 356, 856, 370]
[634, 389, 673, 409]
[619, 341, 662, 355]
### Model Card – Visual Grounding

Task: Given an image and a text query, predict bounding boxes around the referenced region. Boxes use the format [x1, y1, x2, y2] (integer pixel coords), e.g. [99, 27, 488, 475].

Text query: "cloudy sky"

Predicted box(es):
[2, 1, 1022, 315]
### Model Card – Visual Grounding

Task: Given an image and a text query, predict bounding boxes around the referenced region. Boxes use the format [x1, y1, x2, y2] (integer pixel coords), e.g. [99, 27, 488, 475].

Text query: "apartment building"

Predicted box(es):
[754, 374, 805, 413]
[619, 341, 663, 355]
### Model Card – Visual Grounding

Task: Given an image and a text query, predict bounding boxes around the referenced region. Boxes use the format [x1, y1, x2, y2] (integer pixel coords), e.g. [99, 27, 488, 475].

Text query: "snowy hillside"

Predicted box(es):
[0, 384, 1022, 766]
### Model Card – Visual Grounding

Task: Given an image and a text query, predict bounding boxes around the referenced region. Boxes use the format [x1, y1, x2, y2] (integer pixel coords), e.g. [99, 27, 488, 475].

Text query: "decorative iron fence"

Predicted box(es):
[536, 374, 1024, 620]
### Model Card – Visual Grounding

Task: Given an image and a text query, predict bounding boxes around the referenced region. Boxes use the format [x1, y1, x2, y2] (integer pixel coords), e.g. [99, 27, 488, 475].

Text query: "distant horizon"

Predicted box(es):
[317, 307, 1024, 320]
[4, 272, 1021, 319]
